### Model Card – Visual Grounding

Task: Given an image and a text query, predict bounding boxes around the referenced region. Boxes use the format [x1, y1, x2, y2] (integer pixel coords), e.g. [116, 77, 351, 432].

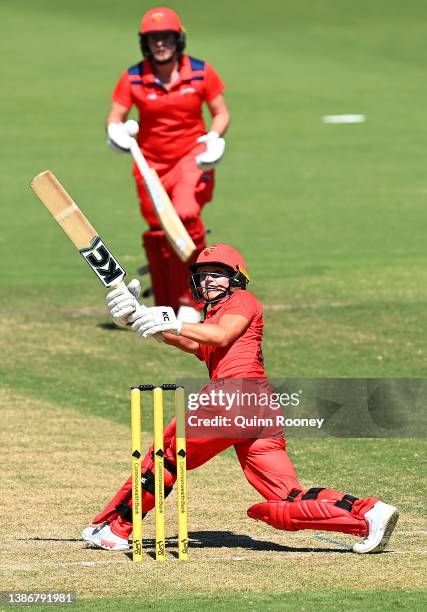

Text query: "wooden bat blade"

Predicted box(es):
[149, 169, 196, 261]
[128, 139, 196, 262]
[30, 170, 97, 251]
[30, 170, 126, 287]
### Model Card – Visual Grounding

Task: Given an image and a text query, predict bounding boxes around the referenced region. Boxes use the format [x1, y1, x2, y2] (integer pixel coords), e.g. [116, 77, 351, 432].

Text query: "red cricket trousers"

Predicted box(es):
[93, 418, 375, 539]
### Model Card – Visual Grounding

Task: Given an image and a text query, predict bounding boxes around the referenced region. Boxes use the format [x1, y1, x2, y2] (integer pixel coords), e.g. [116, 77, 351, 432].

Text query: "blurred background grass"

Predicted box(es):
[1, 0, 426, 421]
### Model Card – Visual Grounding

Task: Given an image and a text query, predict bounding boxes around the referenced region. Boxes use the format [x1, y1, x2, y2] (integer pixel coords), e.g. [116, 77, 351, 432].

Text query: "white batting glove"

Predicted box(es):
[106, 278, 142, 324]
[107, 120, 139, 153]
[195, 131, 225, 169]
[129, 306, 183, 338]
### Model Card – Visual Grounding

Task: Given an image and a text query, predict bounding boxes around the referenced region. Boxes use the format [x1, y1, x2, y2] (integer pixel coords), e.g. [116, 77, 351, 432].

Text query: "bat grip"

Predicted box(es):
[129, 137, 151, 177]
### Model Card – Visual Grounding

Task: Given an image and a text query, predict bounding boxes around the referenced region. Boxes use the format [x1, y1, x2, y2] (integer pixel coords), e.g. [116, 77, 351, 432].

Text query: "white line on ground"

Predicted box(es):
[394, 531, 427, 536]
[322, 114, 366, 124]
[1, 549, 426, 571]
[314, 535, 352, 549]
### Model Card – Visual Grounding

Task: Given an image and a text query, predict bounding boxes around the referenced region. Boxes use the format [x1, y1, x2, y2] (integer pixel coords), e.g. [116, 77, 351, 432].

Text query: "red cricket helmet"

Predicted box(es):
[140, 7, 184, 34]
[139, 7, 186, 58]
[189, 244, 250, 303]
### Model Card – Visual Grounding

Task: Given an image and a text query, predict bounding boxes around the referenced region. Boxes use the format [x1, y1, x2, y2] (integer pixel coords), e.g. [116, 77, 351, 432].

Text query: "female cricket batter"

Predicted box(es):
[106, 7, 230, 322]
[83, 244, 399, 554]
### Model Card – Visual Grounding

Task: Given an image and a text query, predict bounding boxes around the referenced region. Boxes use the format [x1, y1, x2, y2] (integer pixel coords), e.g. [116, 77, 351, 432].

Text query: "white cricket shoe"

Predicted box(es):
[177, 305, 202, 323]
[82, 522, 108, 544]
[82, 522, 129, 551]
[353, 501, 399, 553]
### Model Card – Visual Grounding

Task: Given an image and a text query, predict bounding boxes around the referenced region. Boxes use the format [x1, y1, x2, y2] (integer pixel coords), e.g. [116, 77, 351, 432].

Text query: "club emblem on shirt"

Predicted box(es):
[180, 87, 196, 95]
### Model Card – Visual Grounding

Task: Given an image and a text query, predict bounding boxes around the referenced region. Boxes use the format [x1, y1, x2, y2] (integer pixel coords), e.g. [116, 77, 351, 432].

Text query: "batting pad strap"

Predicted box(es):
[142, 468, 156, 494]
[335, 494, 359, 512]
[149, 451, 177, 476]
[163, 458, 177, 476]
[141, 467, 174, 497]
[116, 503, 147, 524]
[285, 490, 302, 502]
[301, 487, 325, 500]
[115, 502, 133, 522]
[164, 485, 173, 499]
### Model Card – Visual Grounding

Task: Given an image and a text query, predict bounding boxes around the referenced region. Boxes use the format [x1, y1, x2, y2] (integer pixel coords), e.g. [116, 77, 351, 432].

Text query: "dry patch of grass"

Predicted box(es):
[0, 315, 109, 364]
[0, 387, 425, 599]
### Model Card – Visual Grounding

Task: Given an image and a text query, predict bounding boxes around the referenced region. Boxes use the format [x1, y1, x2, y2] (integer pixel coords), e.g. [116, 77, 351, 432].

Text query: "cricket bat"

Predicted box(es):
[129, 137, 196, 262]
[29, 170, 126, 288]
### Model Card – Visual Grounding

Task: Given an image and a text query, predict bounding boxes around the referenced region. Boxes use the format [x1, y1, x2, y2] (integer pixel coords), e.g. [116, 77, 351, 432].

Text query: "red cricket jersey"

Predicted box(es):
[112, 55, 224, 164]
[196, 291, 266, 379]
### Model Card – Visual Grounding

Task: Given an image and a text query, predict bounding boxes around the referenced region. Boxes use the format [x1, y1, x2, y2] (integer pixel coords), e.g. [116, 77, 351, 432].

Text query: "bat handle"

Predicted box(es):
[129, 137, 151, 177]
[111, 280, 127, 291]
[108, 279, 149, 313]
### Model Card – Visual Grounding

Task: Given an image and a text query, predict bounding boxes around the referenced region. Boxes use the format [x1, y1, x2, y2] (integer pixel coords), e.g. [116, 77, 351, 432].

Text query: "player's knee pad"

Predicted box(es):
[135, 464, 176, 515]
[289, 487, 347, 504]
[115, 502, 145, 524]
[248, 487, 367, 537]
[141, 464, 176, 495]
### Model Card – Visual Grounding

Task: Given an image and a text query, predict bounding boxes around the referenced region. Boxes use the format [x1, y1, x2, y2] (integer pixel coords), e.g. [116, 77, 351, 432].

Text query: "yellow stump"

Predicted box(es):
[175, 386, 188, 560]
[153, 387, 166, 561]
[131, 388, 143, 562]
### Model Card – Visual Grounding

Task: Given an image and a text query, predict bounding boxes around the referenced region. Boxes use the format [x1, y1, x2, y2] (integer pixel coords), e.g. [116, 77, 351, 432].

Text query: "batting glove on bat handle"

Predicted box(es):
[107, 120, 139, 154]
[107, 280, 165, 342]
[106, 279, 143, 321]
[129, 306, 182, 337]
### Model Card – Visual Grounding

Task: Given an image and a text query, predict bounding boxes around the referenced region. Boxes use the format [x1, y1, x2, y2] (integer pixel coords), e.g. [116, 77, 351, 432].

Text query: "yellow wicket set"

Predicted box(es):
[131, 384, 188, 562]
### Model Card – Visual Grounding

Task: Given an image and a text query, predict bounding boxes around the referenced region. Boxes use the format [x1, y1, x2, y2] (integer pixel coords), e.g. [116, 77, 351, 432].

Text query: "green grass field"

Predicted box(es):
[1, 0, 426, 609]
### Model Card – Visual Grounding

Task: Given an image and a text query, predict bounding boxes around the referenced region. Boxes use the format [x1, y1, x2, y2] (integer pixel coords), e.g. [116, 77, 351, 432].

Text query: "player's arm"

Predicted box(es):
[206, 94, 230, 136]
[106, 101, 130, 126]
[106, 102, 134, 153]
[127, 306, 250, 348]
[196, 94, 229, 169]
[175, 314, 248, 347]
[162, 335, 200, 354]
[149, 313, 249, 353]
[160, 315, 247, 354]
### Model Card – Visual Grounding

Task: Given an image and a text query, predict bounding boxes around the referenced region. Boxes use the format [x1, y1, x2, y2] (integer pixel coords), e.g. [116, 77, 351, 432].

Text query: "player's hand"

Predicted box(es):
[129, 306, 183, 338]
[106, 278, 142, 323]
[107, 120, 139, 153]
[196, 131, 225, 169]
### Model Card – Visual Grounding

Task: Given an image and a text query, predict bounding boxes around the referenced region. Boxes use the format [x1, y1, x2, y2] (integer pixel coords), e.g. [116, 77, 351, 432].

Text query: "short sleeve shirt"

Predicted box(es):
[112, 55, 224, 163]
[196, 291, 266, 379]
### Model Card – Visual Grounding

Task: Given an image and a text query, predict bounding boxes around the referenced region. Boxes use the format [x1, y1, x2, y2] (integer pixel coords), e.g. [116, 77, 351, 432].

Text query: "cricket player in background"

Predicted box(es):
[83, 244, 399, 555]
[106, 7, 230, 323]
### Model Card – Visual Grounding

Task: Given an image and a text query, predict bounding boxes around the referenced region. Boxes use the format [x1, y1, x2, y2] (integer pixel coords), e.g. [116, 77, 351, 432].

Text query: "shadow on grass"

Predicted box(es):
[124, 530, 352, 556]
[97, 322, 127, 331]
[187, 530, 351, 553]
[21, 530, 353, 555]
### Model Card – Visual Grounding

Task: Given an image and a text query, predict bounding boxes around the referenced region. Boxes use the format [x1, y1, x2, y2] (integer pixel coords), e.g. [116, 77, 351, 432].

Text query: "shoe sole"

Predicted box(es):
[96, 538, 130, 551]
[354, 509, 399, 554]
[83, 540, 102, 549]
[82, 524, 107, 543]
[82, 533, 99, 543]
[370, 509, 399, 553]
